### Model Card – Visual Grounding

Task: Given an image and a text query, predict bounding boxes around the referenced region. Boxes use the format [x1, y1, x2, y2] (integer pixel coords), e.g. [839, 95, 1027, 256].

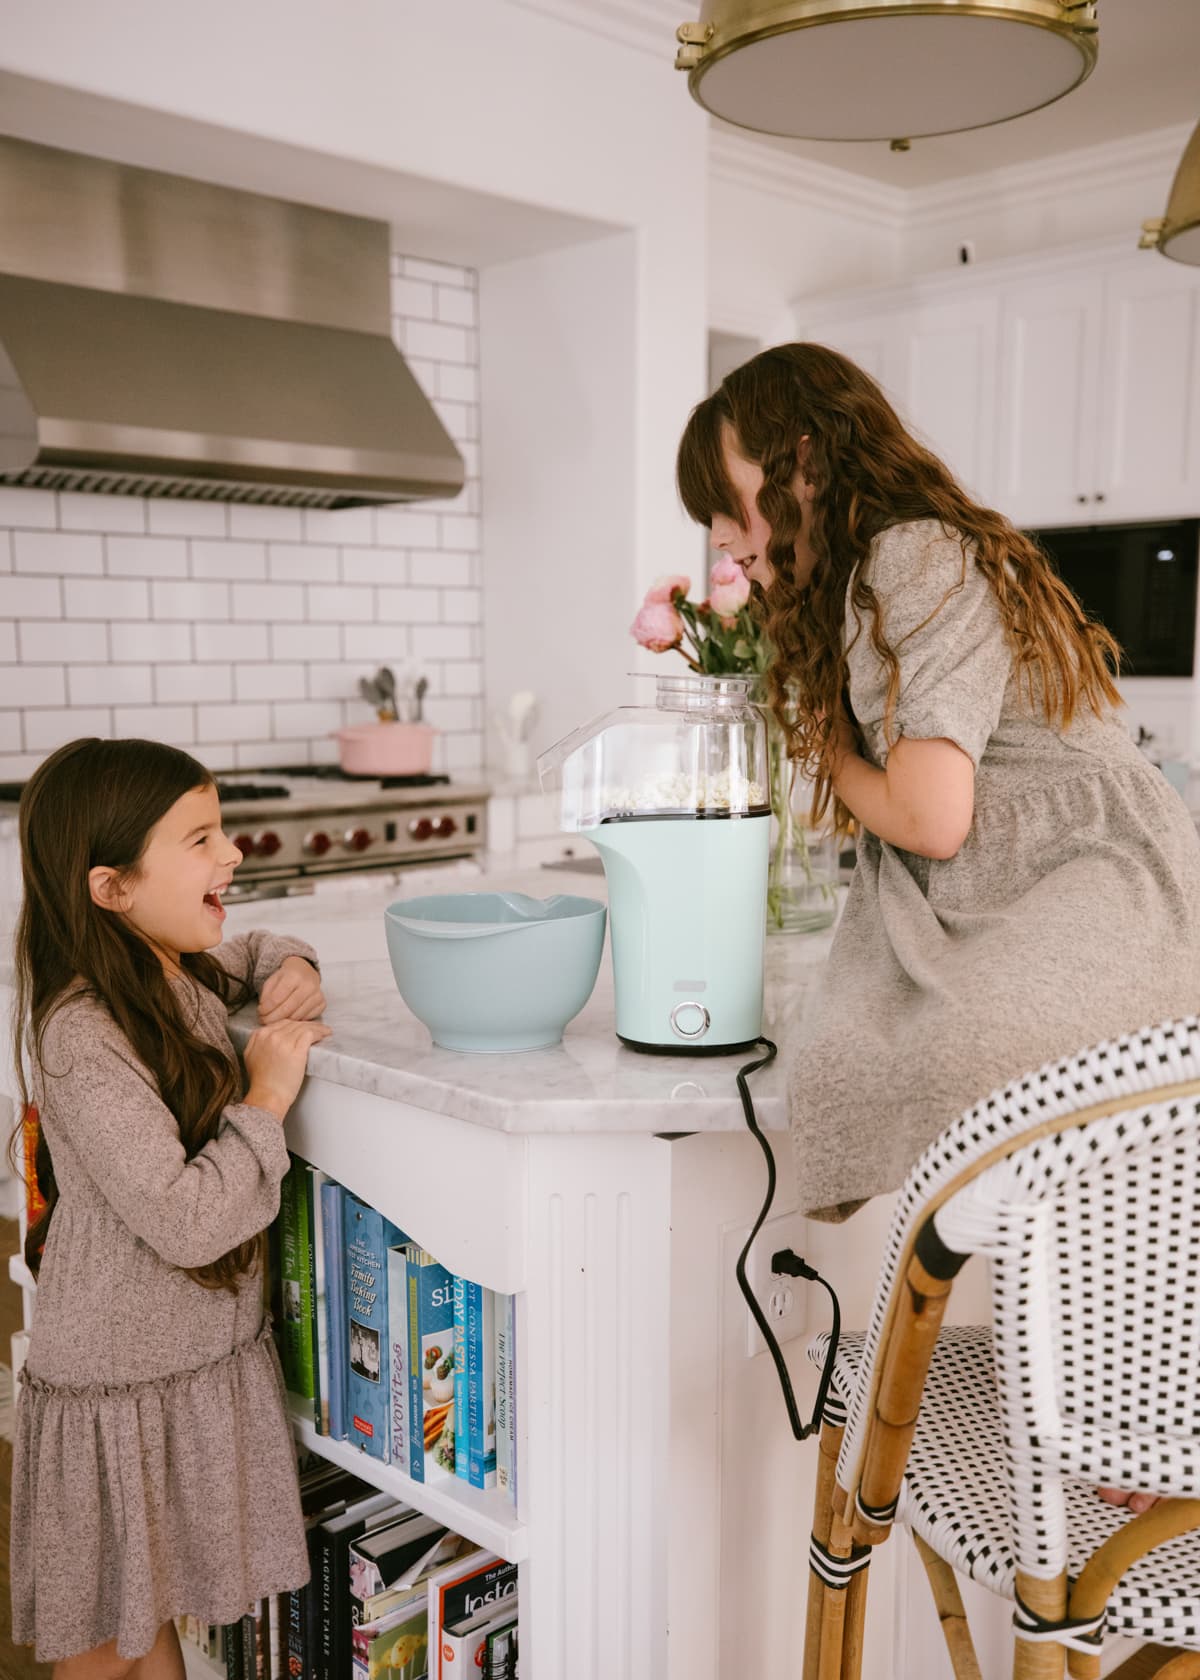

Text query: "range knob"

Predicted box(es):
[409, 817, 435, 841]
[303, 830, 333, 857]
[435, 816, 457, 839]
[343, 827, 374, 853]
[254, 830, 283, 858]
[233, 833, 257, 858]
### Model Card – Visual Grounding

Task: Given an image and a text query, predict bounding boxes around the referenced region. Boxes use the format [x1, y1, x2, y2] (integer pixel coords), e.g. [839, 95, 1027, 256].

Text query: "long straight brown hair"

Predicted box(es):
[676, 343, 1122, 828]
[10, 737, 256, 1290]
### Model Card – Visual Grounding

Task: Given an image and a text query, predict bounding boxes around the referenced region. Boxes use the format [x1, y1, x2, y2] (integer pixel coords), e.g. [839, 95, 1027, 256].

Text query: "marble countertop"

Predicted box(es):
[222, 865, 837, 1135]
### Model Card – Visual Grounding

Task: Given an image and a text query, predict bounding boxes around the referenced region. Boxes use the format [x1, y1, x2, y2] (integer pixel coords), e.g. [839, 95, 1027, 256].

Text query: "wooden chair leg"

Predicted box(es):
[911, 1532, 983, 1680]
[839, 1556, 870, 1680]
[804, 1418, 844, 1680]
[1013, 1570, 1069, 1680]
[1151, 1657, 1200, 1680]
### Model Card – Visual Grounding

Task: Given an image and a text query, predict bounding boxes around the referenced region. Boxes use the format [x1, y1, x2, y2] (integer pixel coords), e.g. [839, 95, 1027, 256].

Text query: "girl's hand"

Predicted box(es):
[243, 1018, 332, 1120]
[258, 956, 326, 1024]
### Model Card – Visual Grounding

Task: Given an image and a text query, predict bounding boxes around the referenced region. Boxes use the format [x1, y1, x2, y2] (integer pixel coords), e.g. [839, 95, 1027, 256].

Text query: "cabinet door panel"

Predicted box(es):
[904, 297, 999, 504]
[996, 275, 1102, 527]
[804, 312, 908, 411]
[1097, 263, 1200, 519]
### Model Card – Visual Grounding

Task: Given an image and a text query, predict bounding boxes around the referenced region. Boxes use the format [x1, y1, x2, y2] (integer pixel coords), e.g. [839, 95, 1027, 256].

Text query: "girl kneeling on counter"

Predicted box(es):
[677, 344, 1200, 1513]
[9, 737, 330, 1676]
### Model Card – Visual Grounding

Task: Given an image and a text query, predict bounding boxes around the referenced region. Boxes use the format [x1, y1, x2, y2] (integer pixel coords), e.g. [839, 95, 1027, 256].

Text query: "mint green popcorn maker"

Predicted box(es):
[539, 673, 770, 1055]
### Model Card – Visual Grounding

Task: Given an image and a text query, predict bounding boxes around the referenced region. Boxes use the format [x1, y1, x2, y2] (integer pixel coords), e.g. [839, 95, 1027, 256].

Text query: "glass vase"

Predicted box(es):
[766, 721, 839, 936]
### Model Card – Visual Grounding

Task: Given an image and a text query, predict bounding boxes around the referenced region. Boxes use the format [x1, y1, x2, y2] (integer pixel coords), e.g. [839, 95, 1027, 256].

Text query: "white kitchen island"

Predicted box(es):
[219, 863, 862, 1680]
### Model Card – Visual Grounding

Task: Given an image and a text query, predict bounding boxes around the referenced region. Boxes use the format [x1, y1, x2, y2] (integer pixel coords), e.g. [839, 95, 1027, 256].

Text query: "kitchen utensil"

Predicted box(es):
[384, 891, 606, 1052]
[538, 672, 769, 1054]
[333, 722, 436, 775]
[413, 676, 428, 723]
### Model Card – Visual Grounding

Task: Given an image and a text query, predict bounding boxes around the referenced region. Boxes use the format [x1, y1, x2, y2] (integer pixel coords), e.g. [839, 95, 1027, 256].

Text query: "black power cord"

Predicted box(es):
[735, 1038, 842, 1440]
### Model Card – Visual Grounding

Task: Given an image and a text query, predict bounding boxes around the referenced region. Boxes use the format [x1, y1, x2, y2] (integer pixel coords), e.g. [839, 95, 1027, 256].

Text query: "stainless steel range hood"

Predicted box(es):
[0, 138, 465, 507]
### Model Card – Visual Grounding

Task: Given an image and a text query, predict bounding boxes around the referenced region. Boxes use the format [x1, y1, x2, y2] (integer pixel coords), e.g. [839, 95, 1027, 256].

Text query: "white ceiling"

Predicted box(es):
[654, 0, 1200, 189]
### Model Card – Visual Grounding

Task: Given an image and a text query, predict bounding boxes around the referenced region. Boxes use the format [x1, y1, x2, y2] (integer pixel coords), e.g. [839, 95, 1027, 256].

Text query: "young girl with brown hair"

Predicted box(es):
[676, 343, 1200, 1238]
[9, 737, 332, 1674]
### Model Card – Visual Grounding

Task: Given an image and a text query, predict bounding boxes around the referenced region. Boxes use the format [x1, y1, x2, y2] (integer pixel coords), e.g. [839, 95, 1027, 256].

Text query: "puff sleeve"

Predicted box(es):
[846, 521, 1013, 769]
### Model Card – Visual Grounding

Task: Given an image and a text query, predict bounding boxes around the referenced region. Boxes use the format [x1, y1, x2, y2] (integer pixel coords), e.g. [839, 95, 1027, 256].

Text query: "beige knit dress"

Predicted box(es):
[10, 930, 318, 1662]
[789, 521, 1200, 1219]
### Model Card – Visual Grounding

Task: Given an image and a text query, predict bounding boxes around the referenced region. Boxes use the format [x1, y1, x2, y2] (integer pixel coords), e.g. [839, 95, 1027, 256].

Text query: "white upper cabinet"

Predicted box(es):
[994, 271, 1104, 527]
[1095, 261, 1200, 522]
[795, 246, 1200, 532]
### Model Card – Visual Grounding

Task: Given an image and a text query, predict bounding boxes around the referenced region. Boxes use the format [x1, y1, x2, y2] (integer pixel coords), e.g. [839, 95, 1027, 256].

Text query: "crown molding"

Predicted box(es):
[906, 121, 1195, 230]
[506, 0, 681, 57]
[709, 130, 905, 231]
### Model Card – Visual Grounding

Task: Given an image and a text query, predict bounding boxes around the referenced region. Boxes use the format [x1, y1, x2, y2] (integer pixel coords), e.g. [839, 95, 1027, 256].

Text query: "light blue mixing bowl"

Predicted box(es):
[384, 891, 607, 1053]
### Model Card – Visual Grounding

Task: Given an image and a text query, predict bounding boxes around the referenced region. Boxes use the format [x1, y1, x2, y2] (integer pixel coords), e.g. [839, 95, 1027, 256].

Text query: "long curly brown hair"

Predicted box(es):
[676, 343, 1121, 828]
[9, 738, 257, 1291]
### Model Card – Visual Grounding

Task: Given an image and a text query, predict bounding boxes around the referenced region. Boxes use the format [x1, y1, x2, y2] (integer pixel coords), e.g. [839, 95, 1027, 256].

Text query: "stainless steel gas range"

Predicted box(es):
[212, 768, 489, 900]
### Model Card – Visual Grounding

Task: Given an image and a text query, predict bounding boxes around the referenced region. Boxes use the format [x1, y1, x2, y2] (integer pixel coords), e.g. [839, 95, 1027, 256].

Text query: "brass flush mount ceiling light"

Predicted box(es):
[1140, 121, 1200, 267]
[674, 1, 1099, 142]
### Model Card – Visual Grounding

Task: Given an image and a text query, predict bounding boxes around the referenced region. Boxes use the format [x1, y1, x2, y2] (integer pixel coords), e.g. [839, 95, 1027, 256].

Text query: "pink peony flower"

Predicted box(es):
[644, 573, 691, 605]
[708, 554, 752, 620]
[631, 599, 684, 652]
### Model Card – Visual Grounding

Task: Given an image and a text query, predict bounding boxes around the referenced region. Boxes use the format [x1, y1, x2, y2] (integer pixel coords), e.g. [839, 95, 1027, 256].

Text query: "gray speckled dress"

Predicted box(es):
[789, 521, 1200, 1219]
[10, 930, 318, 1662]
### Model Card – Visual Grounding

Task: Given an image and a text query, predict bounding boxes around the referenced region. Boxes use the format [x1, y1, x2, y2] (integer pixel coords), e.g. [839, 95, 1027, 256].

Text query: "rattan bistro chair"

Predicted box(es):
[804, 1018, 1200, 1680]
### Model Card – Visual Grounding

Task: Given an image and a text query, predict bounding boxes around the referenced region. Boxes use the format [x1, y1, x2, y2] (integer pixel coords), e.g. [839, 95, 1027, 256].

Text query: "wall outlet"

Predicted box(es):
[743, 1209, 810, 1359]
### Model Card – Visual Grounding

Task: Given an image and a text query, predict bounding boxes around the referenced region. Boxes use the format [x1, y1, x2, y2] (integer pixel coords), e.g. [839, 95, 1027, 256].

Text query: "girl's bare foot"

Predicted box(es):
[1096, 1487, 1162, 1515]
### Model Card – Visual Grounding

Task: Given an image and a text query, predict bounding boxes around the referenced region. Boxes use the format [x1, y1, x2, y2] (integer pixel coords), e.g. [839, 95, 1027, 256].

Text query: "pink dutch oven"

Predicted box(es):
[332, 722, 437, 776]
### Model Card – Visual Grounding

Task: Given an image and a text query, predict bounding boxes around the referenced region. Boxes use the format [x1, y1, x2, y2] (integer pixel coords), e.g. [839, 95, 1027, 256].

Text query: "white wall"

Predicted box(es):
[0, 255, 483, 777]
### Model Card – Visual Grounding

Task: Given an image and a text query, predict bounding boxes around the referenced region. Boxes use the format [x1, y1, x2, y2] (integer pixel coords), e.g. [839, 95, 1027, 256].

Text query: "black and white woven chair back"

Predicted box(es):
[835, 1016, 1200, 1585]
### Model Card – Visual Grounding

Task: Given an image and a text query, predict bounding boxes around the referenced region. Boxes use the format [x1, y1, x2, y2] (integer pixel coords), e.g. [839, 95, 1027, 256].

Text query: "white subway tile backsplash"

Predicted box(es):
[0, 576, 60, 617]
[0, 753, 42, 777]
[0, 665, 66, 708]
[307, 584, 374, 623]
[410, 550, 470, 588]
[374, 507, 440, 549]
[342, 548, 406, 585]
[302, 507, 376, 546]
[404, 320, 469, 364]
[438, 514, 480, 552]
[152, 580, 231, 621]
[268, 543, 338, 583]
[113, 704, 196, 745]
[25, 708, 114, 753]
[194, 622, 270, 663]
[147, 501, 228, 538]
[411, 624, 473, 661]
[69, 665, 152, 707]
[393, 279, 435, 319]
[106, 536, 189, 578]
[227, 505, 304, 542]
[376, 586, 439, 623]
[435, 285, 477, 329]
[65, 577, 151, 619]
[343, 624, 411, 663]
[0, 488, 56, 529]
[155, 665, 233, 704]
[271, 700, 343, 740]
[270, 622, 341, 661]
[15, 532, 104, 575]
[111, 621, 191, 662]
[233, 582, 303, 622]
[236, 663, 305, 701]
[20, 621, 107, 663]
[191, 540, 267, 581]
[0, 253, 484, 768]
[59, 492, 146, 534]
[441, 590, 483, 624]
[195, 703, 270, 744]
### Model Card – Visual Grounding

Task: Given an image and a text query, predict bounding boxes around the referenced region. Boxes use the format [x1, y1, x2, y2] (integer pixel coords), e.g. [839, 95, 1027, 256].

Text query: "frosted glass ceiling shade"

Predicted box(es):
[1141, 121, 1200, 267]
[674, 1, 1099, 142]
